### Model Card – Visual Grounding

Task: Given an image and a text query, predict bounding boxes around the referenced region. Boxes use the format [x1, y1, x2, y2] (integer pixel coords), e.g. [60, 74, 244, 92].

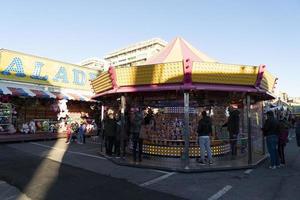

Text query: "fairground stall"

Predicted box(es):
[0, 49, 100, 135]
[91, 37, 277, 171]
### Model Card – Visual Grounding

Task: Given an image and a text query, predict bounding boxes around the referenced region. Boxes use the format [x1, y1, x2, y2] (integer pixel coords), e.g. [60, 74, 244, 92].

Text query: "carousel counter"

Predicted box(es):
[142, 140, 231, 157]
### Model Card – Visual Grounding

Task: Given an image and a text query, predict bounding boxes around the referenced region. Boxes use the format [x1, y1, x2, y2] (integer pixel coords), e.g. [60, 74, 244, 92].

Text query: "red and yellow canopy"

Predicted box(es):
[91, 37, 277, 99]
[145, 37, 216, 64]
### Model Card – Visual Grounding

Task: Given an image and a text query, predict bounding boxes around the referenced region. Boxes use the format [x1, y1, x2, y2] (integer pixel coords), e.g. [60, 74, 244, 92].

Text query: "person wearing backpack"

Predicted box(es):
[197, 111, 213, 165]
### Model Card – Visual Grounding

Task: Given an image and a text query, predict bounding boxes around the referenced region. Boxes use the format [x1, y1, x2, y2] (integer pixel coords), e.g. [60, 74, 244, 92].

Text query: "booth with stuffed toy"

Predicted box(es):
[0, 49, 100, 135]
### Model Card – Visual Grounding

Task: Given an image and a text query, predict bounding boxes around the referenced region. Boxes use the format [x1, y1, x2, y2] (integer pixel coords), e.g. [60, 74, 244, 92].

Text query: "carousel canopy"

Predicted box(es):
[91, 37, 277, 99]
[144, 37, 216, 65]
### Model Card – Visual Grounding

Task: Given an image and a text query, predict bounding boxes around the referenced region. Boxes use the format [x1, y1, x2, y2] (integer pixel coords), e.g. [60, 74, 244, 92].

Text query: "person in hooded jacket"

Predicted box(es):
[223, 106, 240, 157]
[262, 111, 280, 169]
[197, 111, 213, 164]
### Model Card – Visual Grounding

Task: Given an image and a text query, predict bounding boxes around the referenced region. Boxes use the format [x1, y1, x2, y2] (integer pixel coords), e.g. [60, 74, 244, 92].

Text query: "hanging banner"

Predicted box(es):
[0, 49, 99, 91]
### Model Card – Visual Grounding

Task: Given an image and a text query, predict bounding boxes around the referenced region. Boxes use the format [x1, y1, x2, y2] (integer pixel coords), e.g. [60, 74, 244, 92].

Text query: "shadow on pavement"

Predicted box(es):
[0, 140, 184, 200]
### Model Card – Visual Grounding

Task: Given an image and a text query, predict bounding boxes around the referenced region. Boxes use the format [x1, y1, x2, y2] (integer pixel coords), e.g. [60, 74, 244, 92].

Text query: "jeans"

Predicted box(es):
[77, 134, 83, 144]
[199, 136, 212, 161]
[132, 132, 143, 162]
[266, 135, 279, 167]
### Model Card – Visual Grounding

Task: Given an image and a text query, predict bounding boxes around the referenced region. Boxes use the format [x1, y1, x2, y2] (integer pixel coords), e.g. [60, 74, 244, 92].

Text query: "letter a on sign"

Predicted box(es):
[53, 67, 69, 83]
[2, 57, 26, 77]
[73, 69, 86, 85]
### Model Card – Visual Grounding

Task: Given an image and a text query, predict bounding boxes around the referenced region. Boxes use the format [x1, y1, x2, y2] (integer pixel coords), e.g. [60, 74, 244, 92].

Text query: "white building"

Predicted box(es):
[104, 38, 167, 68]
[79, 57, 109, 71]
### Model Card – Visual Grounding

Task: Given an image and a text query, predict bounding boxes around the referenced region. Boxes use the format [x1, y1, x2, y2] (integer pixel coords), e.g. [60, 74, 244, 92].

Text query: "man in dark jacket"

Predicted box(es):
[223, 106, 240, 156]
[197, 111, 213, 164]
[262, 111, 280, 169]
[104, 110, 116, 156]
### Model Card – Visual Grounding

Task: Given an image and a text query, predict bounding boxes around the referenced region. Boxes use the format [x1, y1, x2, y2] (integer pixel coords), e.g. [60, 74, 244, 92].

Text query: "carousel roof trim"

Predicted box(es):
[90, 37, 278, 99]
[91, 61, 277, 98]
[91, 83, 260, 99]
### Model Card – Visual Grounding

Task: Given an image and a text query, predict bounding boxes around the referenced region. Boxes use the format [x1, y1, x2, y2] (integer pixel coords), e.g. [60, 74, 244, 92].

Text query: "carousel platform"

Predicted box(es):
[0, 132, 66, 143]
[98, 150, 267, 173]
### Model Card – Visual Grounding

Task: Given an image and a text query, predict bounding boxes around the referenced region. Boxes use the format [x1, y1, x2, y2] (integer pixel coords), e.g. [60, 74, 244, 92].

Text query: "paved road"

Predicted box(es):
[0, 142, 183, 200]
[1, 138, 300, 200]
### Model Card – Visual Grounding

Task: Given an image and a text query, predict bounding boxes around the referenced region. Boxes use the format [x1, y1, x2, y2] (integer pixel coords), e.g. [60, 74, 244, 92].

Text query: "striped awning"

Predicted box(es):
[0, 87, 11, 95]
[52, 91, 90, 101]
[7, 87, 34, 97]
[0, 84, 93, 101]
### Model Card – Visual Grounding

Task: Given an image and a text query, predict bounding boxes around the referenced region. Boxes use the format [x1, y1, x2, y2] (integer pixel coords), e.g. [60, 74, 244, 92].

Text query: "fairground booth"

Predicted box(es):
[91, 37, 277, 171]
[0, 49, 100, 135]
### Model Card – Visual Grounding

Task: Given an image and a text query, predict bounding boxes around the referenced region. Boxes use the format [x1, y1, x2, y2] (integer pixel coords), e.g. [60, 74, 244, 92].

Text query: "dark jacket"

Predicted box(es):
[224, 110, 240, 136]
[262, 117, 280, 137]
[197, 116, 212, 136]
[130, 112, 143, 134]
[104, 118, 116, 137]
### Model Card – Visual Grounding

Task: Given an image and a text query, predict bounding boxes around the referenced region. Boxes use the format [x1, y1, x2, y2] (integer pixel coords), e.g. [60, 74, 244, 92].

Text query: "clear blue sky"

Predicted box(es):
[0, 0, 299, 96]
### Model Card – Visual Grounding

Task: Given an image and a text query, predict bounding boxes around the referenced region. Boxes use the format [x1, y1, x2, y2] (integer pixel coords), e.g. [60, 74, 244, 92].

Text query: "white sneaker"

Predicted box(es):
[269, 166, 276, 169]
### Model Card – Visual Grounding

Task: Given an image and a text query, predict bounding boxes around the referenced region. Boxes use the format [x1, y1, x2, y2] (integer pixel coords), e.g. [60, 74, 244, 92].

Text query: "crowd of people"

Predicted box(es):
[196, 106, 295, 167]
[64, 120, 98, 144]
[102, 107, 154, 163]
[100, 105, 296, 167]
[262, 111, 294, 169]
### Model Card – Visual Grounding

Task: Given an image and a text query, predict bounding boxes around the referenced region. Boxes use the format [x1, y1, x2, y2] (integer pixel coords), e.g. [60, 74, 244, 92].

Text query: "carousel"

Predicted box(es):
[91, 37, 277, 169]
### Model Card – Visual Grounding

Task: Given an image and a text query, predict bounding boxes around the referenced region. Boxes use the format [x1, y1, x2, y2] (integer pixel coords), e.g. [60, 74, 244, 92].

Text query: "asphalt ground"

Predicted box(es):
[1, 137, 300, 200]
[0, 142, 184, 200]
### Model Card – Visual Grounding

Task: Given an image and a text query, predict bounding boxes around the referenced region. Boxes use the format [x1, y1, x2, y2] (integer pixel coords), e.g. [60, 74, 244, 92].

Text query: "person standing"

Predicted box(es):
[104, 110, 117, 156]
[278, 116, 290, 167]
[65, 122, 72, 143]
[223, 106, 240, 157]
[262, 111, 280, 169]
[114, 113, 121, 157]
[77, 122, 86, 144]
[197, 111, 213, 164]
[81, 122, 87, 144]
[131, 109, 143, 163]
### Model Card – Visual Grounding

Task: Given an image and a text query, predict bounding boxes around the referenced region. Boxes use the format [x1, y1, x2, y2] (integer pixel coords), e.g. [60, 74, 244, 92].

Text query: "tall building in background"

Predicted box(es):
[104, 38, 167, 68]
[79, 57, 109, 72]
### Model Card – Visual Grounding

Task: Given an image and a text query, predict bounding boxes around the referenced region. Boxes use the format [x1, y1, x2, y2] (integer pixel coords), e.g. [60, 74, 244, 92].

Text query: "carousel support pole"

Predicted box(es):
[183, 91, 190, 169]
[100, 104, 105, 152]
[120, 95, 126, 159]
[246, 94, 252, 165]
